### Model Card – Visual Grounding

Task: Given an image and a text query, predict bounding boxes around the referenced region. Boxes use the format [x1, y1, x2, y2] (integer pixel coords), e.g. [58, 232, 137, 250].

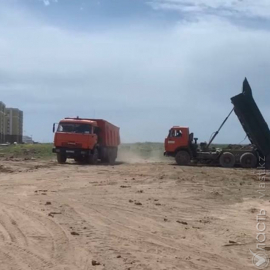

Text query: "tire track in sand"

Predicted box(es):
[58, 203, 153, 270]
[0, 201, 72, 269]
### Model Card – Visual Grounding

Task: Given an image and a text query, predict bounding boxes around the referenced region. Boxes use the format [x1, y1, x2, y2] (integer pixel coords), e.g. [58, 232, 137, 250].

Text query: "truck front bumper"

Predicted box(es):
[52, 147, 90, 157]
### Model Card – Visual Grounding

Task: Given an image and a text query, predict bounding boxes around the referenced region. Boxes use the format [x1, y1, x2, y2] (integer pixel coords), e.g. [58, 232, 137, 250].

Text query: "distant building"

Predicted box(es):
[0, 101, 6, 143]
[5, 108, 23, 144]
[23, 135, 33, 144]
[0, 103, 24, 144]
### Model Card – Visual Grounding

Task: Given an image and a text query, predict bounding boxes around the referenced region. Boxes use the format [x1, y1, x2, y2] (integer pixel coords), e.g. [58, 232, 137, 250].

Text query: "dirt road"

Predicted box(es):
[0, 159, 269, 270]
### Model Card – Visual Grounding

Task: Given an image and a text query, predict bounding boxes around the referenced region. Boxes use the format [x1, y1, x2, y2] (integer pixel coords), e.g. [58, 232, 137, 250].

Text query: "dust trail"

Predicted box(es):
[117, 143, 168, 164]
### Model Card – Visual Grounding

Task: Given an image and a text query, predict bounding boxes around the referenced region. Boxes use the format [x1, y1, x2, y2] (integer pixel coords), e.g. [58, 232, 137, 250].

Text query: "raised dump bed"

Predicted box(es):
[231, 78, 270, 169]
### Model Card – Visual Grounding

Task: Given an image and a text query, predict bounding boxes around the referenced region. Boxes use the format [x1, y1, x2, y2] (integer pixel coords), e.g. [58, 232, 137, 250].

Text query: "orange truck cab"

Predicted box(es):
[164, 126, 199, 165]
[53, 117, 120, 164]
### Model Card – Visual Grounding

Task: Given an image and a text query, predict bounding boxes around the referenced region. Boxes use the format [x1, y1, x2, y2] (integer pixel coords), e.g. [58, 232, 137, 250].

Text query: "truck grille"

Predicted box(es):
[61, 142, 82, 148]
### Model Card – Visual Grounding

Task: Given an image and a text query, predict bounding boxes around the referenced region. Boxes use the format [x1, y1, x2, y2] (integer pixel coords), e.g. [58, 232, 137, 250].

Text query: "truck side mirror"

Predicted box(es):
[53, 123, 55, 133]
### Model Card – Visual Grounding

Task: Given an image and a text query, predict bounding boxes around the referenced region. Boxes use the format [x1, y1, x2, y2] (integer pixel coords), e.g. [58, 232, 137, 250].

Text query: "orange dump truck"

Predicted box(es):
[52, 117, 120, 164]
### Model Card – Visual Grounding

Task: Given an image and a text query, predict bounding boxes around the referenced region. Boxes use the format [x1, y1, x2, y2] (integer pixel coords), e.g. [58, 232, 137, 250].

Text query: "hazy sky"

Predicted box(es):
[1, 0, 270, 143]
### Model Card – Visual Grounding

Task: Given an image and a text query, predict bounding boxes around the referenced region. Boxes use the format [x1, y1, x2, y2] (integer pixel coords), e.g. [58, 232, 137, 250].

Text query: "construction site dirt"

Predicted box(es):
[0, 157, 269, 270]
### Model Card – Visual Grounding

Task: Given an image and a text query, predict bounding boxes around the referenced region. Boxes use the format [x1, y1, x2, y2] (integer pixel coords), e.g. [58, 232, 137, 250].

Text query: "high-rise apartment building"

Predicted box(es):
[0, 101, 6, 143]
[5, 108, 23, 144]
[0, 102, 24, 144]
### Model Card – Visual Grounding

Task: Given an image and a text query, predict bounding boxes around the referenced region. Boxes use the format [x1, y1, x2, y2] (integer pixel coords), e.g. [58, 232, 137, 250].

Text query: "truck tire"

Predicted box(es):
[108, 148, 117, 165]
[88, 149, 98, 165]
[57, 153, 67, 164]
[114, 147, 118, 160]
[100, 147, 108, 163]
[175, 151, 190, 166]
[219, 152, 235, 168]
[240, 152, 257, 168]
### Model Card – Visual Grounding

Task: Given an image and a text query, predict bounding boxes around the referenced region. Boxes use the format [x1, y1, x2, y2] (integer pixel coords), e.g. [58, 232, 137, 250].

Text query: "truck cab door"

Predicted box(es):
[165, 129, 187, 152]
[88, 127, 98, 149]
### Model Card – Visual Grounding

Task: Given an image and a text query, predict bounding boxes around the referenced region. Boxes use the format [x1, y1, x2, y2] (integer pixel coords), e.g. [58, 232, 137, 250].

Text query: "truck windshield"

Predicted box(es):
[169, 130, 182, 137]
[57, 123, 92, 134]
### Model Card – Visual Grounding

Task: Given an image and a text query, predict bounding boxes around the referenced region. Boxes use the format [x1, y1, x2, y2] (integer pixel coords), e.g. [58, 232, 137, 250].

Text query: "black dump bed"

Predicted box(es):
[231, 78, 270, 167]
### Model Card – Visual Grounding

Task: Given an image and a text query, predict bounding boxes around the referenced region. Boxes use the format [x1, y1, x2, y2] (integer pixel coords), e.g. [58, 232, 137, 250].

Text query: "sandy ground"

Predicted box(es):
[0, 158, 269, 270]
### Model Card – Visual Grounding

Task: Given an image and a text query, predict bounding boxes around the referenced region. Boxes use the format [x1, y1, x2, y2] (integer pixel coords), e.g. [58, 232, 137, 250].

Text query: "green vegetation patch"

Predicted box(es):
[0, 144, 54, 159]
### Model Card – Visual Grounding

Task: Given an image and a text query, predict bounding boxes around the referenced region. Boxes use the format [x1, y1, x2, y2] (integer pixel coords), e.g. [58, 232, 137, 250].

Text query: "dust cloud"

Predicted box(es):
[117, 143, 169, 163]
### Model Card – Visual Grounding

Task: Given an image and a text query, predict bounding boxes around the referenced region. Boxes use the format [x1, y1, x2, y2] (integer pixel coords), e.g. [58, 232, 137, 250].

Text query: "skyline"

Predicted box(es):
[1, 0, 270, 143]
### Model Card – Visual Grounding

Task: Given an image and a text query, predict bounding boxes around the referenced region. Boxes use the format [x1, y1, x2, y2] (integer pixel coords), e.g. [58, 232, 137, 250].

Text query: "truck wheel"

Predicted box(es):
[108, 149, 116, 165]
[100, 147, 108, 163]
[114, 147, 118, 160]
[219, 152, 235, 168]
[100, 157, 108, 163]
[57, 153, 67, 164]
[175, 151, 190, 165]
[240, 153, 257, 168]
[89, 149, 98, 165]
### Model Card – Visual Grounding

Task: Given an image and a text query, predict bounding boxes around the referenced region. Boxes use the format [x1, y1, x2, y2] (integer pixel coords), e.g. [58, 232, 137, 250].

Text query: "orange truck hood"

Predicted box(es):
[54, 132, 97, 150]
